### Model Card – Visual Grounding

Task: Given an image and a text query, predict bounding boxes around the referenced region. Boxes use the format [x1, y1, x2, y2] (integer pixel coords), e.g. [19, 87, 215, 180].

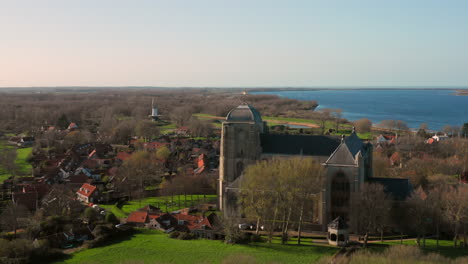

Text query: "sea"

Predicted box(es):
[251, 89, 468, 131]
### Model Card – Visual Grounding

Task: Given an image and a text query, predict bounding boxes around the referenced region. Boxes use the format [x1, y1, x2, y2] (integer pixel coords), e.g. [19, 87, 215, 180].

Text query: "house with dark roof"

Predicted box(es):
[219, 103, 411, 231]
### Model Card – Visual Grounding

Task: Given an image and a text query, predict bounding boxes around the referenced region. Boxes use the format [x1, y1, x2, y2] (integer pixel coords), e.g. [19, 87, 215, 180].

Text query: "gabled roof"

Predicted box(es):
[344, 132, 364, 157]
[138, 204, 161, 214]
[325, 142, 357, 165]
[68, 123, 78, 129]
[76, 183, 97, 198]
[260, 134, 341, 156]
[127, 211, 149, 224]
[325, 132, 367, 165]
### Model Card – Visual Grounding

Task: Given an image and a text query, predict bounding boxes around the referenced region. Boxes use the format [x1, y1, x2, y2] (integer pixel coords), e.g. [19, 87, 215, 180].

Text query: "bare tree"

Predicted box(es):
[0, 201, 31, 237]
[354, 118, 372, 133]
[331, 109, 343, 132]
[351, 183, 392, 247]
[239, 157, 324, 243]
[442, 186, 468, 248]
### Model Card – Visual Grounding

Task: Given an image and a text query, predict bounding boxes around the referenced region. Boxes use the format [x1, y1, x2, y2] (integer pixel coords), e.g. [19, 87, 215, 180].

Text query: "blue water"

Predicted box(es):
[252, 90, 468, 131]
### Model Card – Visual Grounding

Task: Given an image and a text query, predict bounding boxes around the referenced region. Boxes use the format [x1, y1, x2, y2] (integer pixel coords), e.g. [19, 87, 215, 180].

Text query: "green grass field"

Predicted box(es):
[99, 195, 217, 218]
[55, 230, 337, 264]
[0, 141, 32, 182]
[378, 239, 468, 259]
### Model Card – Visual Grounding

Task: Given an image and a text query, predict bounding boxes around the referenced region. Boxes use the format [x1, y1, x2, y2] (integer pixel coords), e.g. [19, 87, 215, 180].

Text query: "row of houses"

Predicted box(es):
[125, 204, 222, 239]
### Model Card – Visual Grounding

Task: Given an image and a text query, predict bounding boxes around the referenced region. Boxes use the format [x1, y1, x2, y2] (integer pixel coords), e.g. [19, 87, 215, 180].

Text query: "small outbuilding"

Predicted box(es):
[327, 216, 349, 247]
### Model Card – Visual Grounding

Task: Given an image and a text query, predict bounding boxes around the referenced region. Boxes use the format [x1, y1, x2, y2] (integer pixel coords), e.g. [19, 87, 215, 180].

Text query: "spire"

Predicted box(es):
[240, 89, 248, 104]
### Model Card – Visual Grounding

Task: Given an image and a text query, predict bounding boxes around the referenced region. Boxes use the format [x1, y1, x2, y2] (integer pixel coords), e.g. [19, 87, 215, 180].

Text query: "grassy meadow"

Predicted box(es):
[0, 140, 32, 182]
[99, 194, 217, 218]
[378, 239, 468, 259]
[54, 230, 337, 264]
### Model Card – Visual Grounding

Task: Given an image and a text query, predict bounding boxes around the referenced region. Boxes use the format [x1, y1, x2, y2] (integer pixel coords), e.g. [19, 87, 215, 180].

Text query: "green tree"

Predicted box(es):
[57, 114, 69, 130]
[83, 207, 98, 223]
[135, 120, 160, 141]
[105, 212, 119, 225]
[156, 146, 171, 160]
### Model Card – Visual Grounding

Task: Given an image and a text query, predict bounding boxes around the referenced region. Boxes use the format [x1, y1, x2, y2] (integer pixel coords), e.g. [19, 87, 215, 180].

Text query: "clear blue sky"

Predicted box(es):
[1, 0, 467, 87]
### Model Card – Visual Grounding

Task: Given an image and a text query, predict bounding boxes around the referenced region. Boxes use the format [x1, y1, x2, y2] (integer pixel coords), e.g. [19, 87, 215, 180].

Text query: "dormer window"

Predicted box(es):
[178, 220, 184, 225]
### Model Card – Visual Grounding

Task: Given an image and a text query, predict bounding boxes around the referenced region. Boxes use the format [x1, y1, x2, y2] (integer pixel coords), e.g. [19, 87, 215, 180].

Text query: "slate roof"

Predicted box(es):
[260, 134, 341, 156]
[344, 133, 364, 157]
[226, 104, 263, 123]
[325, 143, 357, 165]
[328, 216, 348, 229]
[369, 177, 412, 200]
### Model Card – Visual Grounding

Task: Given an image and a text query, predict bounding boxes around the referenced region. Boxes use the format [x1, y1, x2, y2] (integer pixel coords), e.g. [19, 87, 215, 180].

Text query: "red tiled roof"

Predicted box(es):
[173, 214, 203, 230]
[76, 183, 97, 198]
[116, 152, 132, 161]
[192, 217, 213, 230]
[68, 123, 78, 129]
[127, 211, 149, 223]
[88, 150, 97, 159]
[390, 152, 401, 163]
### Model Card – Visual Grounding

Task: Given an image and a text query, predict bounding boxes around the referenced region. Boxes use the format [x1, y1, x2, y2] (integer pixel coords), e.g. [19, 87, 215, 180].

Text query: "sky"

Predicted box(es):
[1, 0, 468, 87]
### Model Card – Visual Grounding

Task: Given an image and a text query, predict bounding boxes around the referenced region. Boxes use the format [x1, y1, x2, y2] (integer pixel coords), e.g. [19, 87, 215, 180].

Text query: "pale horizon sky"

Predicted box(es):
[1, 0, 468, 87]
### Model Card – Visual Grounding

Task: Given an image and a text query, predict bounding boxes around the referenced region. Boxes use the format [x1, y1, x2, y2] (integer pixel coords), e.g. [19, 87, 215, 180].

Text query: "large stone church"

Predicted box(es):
[219, 103, 410, 230]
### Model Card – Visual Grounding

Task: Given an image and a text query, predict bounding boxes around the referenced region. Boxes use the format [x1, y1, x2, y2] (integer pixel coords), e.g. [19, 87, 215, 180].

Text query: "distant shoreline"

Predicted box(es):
[455, 90, 468, 96]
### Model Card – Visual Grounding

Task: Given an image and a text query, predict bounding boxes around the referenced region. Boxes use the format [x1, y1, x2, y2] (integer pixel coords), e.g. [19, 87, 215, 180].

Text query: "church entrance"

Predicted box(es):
[330, 172, 350, 221]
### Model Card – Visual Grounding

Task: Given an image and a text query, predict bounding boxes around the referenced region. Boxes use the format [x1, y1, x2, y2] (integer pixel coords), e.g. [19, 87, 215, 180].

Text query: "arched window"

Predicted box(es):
[330, 172, 350, 221]
[330, 234, 337, 241]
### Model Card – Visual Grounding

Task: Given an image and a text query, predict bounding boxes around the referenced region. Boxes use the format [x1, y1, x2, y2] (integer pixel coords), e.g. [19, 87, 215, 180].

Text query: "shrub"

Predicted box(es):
[105, 212, 119, 225]
[168, 231, 180, 239]
[177, 232, 195, 240]
[249, 234, 264, 243]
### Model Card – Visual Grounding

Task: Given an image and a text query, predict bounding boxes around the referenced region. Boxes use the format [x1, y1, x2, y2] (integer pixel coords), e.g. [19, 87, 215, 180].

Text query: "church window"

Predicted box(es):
[330, 172, 350, 221]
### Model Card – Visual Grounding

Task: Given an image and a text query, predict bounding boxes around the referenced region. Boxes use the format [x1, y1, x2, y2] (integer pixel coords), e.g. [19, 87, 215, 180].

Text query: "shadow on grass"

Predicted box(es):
[247, 240, 338, 255]
[38, 228, 141, 264]
[366, 242, 468, 259]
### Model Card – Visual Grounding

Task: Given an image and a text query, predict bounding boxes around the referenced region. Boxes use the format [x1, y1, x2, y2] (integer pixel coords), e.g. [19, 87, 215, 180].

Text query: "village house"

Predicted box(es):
[375, 134, 397, 145]
[76, 183, 99, 204]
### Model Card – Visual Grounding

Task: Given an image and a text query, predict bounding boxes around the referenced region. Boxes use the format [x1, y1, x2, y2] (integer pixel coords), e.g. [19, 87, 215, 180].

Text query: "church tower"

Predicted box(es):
[219, 104, 265, 216]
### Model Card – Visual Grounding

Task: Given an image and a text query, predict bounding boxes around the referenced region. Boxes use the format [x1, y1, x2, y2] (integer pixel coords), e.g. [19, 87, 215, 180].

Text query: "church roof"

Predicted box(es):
[368, 177, 412, 200]
[325, 132, 370, 165]
[344, 132, 364, 157]
[226, 104, 263, 123]
[260, 134, 341, 156]
[325, 143, 357, 165]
